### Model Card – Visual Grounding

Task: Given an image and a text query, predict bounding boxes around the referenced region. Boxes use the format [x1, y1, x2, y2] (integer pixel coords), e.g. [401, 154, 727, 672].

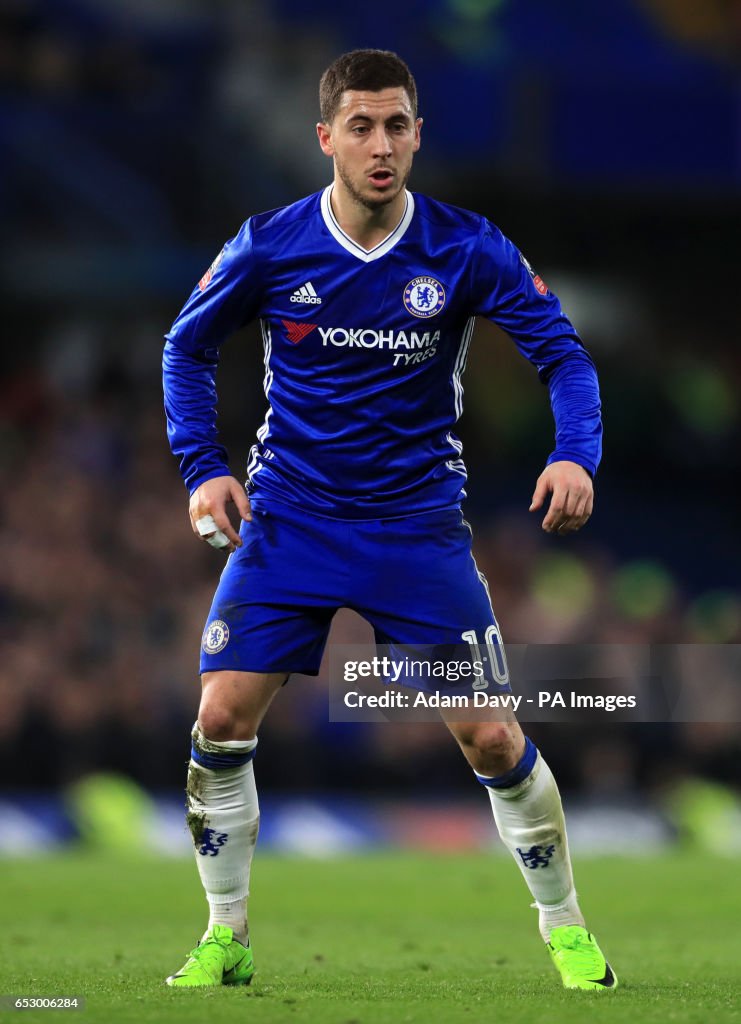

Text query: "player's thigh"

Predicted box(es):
[199, 670, 287, 741]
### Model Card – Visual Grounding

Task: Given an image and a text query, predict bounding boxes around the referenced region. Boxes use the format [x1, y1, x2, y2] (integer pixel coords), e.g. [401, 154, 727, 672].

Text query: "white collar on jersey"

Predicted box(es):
[320, 184, 415, 263]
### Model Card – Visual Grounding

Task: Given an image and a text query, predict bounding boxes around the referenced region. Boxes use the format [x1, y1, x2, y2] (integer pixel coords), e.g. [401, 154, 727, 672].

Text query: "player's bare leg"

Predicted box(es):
[444, 715, 585, 937]
[191, 670, 285, 938]
[444, 714, 616, 988]
[166, 670, 285, 986]
[198, 669, 286, 741]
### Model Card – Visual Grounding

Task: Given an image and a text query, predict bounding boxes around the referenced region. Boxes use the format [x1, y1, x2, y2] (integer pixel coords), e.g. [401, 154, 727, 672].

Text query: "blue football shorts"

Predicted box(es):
[199, 499, 506, 685]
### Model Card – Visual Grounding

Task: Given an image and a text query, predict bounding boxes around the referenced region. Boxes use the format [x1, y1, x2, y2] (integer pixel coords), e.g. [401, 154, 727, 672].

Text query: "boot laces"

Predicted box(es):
[557, 930, 602, 975]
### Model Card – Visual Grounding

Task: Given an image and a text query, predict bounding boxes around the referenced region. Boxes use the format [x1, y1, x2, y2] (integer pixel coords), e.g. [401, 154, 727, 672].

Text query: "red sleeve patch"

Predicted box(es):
[198, 248, 225, 292]
[519, 252, 548, 296]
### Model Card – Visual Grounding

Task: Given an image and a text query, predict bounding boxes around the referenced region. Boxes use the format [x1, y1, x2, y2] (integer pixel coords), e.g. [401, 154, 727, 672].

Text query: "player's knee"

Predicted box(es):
[464, 723, 522, 768]
[198, 672, 262, 740]
[197, 702, 246, 742]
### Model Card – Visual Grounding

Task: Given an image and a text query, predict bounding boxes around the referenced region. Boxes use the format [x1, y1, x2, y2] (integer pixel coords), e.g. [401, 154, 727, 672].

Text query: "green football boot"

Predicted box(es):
[547, 925, 617, 991]
[165, 924, 254, 987]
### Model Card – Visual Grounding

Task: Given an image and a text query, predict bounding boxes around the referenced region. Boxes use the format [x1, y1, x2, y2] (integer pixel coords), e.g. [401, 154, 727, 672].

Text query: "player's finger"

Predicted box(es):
[529, 475, 549, 512]
[211, 510, 242, 550]
[541, 497, 566, 532]
[230, 480, 253, 522]
[194, 505, 242, 550]
[557, 477, 594, 531]
[540, 507, 564, 532]
[573, 490, 588, 516]
[194, 513, 234, 551]
[569, 493, 593, 528]
[562, 492, 589, 528]
[560, 498, 593, 534]
[566, 485, 584, 516]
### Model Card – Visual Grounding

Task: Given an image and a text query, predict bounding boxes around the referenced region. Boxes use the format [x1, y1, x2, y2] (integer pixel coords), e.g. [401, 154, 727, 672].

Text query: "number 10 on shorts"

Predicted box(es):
[462, 625, 509, 689]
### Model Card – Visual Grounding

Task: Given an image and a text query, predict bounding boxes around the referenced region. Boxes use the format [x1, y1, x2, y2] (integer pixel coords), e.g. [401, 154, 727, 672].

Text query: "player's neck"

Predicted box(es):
[329, 182, 407, 251]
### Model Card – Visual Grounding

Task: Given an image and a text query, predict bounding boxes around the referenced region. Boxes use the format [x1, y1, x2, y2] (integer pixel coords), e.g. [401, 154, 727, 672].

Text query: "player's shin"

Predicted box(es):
[476, 737, 584, 941]
[186, 723, 260, 945]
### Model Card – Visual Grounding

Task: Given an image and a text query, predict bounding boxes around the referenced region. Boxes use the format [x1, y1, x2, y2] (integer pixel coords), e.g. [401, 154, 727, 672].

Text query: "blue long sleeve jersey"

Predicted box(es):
[164, 187, 602, 519]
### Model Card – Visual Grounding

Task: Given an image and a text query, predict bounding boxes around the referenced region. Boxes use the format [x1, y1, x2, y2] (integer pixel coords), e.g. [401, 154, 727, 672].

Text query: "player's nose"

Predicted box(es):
[370, 128, 393, 156]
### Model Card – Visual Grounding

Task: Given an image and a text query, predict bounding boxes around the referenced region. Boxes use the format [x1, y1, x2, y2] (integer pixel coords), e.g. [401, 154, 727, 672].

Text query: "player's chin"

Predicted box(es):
[362, 185, 402, 209]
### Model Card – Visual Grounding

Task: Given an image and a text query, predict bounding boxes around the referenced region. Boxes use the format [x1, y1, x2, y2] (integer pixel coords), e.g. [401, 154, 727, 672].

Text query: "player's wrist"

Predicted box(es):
[546, 454, 595, 478]
[188, 468, 235, 496]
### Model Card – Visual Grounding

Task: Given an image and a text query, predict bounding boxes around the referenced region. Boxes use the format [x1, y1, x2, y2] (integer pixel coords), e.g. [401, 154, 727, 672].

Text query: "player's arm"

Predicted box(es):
[471, 221, 602, 534]
[163, 219, 260, 551]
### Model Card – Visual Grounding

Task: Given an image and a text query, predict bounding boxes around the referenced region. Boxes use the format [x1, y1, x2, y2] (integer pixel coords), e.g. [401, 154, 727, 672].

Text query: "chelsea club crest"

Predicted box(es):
[403, 276, 446, 318]
[202, 619, 230, 654]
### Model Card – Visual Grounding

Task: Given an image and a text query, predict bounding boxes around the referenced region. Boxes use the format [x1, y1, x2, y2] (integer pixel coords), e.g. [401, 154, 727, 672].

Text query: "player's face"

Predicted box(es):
[317, 88, 422, 211]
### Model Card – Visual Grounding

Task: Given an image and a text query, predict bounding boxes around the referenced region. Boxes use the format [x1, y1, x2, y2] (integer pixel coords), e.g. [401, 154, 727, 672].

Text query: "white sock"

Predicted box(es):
[205, 898, 249, 945]
[187, 724, 260, 946]
[477, 738, 585, 942]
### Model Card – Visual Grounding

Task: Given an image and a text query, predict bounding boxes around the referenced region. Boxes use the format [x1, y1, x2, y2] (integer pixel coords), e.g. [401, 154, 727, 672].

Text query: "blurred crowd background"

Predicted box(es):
[1, 0, 740, 847]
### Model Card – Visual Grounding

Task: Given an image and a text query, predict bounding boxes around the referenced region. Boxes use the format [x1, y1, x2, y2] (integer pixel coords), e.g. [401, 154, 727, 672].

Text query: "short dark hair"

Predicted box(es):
[319, 49, 418, 124]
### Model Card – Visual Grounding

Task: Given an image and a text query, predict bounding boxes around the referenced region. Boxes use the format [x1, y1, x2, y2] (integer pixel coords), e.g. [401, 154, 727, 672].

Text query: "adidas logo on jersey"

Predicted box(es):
[290, 281, 322, 305]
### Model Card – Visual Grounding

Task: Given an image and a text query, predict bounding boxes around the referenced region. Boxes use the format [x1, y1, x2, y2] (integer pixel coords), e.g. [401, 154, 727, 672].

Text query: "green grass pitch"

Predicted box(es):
[1, 849, 739, 1024]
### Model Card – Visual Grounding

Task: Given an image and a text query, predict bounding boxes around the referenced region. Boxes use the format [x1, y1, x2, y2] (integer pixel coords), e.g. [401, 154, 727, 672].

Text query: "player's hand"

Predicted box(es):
[529, 461, 593, 535]
[189, 475, 252, 553]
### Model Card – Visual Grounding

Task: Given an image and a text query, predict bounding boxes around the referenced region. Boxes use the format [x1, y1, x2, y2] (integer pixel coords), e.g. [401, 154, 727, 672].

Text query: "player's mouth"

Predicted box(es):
[368, 168, 394, 188]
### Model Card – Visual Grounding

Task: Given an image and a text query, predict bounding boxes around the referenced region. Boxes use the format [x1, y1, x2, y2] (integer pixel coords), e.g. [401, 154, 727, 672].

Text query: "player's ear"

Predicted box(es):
[413, 117, 423, 153]
[316, 122, 334, 157]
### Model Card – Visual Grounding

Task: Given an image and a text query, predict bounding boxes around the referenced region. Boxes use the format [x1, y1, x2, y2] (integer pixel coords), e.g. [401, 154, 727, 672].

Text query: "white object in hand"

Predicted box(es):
[195, 514, 231, 549]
